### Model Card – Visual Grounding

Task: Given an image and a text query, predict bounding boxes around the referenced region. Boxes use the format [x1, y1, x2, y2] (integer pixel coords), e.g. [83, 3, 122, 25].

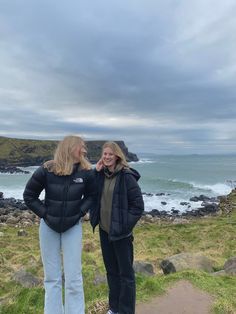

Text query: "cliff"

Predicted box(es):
[0, 136, 138, 166]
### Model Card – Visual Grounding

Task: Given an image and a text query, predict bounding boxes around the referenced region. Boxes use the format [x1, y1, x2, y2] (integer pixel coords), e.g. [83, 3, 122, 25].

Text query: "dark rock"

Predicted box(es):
[155, 193, 165, 196]
[160, 210, 168, 216]
[0, 208, 8, 215]
[0, 192, 3, 199]
[150, 209, 161, 217]
[171, 209, 179, 215]
[189, 196, 200, 202]
[180, 202, 189, 206]
[201, 202, 218, 213]
[161, 201, 167, 205]
[142, 192, 153, 197]
[133, 261, 155, 276]
[198, 195, 212, 201]
[190, 195, 217, 202]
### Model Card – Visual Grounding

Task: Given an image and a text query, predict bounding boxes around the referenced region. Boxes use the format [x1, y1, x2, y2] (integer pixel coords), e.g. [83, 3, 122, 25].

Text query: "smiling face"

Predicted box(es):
[102, 146, 118, 171]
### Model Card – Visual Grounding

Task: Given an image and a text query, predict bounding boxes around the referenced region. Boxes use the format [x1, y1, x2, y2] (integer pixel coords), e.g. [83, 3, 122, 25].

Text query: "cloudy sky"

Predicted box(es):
[1, 0, 236, 154]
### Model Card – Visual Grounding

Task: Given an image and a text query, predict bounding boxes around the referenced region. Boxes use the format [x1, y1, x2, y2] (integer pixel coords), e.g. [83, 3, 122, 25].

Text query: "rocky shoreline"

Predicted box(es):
[0, 190, 234, 228]
[0, 166, 30, 174]
[141, 192, 222, 222]
[0, 196, 40, 227]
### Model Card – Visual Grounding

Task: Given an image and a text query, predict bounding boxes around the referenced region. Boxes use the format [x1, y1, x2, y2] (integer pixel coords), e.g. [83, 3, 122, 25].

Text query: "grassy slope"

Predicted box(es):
[0, 137, 135, 166]
[0, 137, 57, 165]
[1, 192, 236, 313]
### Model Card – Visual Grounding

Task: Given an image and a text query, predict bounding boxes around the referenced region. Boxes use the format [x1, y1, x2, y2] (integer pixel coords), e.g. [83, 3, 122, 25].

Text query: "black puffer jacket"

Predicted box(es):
[23, 164, 95, 233]
[90, 167, 144, 241]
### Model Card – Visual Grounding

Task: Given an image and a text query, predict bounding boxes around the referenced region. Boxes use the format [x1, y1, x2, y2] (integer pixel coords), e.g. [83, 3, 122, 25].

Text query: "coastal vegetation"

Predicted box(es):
[0, 136, 138, 166]
[0, 191, 236, 313]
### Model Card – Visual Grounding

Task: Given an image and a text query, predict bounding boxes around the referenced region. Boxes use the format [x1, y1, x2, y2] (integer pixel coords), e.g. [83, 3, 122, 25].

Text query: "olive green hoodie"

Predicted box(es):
[99, 164, 123, 233]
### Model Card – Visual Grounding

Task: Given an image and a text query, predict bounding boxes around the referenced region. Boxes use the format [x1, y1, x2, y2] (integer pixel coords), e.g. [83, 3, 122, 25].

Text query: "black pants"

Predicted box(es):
[99, 228, 136, 314]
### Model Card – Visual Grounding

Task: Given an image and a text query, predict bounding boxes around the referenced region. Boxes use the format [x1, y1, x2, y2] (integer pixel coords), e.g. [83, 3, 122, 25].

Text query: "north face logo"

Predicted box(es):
[73, 178, 84, 183]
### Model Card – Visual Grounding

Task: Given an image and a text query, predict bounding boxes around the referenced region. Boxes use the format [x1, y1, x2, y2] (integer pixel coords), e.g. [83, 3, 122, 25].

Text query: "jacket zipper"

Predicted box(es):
[61, 176, 70, 232]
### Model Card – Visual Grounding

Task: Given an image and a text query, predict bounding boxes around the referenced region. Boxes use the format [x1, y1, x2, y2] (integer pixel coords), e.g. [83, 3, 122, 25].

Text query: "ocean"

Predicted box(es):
[1, 154, 236, 213]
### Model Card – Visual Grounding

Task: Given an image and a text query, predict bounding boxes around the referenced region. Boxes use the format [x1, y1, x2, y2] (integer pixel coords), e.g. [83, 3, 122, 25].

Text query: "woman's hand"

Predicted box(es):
[96, 159, 104, 171]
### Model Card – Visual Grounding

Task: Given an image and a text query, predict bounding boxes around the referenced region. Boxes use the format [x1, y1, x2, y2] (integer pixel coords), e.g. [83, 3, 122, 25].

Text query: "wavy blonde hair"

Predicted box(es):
[102, 141, 129, 168]
[45, 135, 91, 175]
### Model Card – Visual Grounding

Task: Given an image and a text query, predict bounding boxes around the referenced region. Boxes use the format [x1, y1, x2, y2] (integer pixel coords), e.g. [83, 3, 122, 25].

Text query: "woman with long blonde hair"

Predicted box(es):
[23, 135, 95, 314]
[90, 141, 144, 314]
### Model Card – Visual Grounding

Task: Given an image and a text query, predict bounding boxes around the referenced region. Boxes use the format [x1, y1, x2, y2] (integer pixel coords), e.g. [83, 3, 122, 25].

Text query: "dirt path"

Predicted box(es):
[136, 280, 214, 314]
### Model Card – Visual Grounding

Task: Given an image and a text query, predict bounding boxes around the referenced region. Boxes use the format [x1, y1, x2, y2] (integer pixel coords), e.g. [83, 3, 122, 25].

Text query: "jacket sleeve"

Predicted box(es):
[23, 166, 47, 218]
[126, 173, 144, 229]
[80, 169, 97, 216]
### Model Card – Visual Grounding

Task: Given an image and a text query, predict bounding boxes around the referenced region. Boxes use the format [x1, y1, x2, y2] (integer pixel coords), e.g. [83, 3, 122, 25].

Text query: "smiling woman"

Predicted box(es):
[90, 141, 144, 314]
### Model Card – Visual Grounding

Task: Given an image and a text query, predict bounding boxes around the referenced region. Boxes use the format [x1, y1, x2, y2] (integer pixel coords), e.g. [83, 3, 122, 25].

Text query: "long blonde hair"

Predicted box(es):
[102, 141, 129, 168]
[45, 135, 91, 175]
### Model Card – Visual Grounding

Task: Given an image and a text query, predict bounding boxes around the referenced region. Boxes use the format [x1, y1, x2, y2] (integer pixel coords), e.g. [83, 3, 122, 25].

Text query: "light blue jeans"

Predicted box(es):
[39, 219, 84, 314]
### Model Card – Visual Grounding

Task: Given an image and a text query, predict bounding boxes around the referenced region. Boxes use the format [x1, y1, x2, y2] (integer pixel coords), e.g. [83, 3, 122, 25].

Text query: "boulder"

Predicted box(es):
[160, 253, 213, 274]
[224, 256, 236, 275]
[0, 215, 8, 222]
[149, 209, 161, 217]
[180, 202, 190, 206]
[201, 202, 218, 213]
[133, 261, 155, 276]
[12, 269, 42, 288]
[6, 216, 20, 225]
[189, 196, 200, 202]
[171, 209, 180, 215]
[142, 214, 155, 223]
[142, 192, 153, 197]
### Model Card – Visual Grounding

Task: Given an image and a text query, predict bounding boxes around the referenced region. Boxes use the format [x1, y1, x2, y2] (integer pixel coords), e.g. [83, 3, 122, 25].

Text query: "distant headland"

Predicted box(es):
[0, 136, 138, 167]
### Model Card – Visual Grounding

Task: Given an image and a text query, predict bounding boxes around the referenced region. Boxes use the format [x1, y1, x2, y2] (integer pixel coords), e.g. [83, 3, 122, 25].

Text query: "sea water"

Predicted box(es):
[1, 155, 236, 213]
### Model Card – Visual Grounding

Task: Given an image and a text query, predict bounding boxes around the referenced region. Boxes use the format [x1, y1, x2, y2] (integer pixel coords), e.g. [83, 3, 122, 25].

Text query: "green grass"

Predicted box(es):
[1, 192, 236, 313]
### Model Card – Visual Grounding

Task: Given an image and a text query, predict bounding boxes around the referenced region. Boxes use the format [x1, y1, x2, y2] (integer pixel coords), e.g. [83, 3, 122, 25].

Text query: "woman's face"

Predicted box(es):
[102, 147, 118, 170]
[73, 143, 87, 161]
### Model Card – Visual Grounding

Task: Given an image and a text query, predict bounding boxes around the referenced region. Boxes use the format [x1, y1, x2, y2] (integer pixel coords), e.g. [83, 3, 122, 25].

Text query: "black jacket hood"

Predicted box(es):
[124, 167, 141, 181]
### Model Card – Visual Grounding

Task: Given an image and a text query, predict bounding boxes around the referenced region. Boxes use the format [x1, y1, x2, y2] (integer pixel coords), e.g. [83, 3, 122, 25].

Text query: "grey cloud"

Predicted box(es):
[0, 1, 236, 153]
